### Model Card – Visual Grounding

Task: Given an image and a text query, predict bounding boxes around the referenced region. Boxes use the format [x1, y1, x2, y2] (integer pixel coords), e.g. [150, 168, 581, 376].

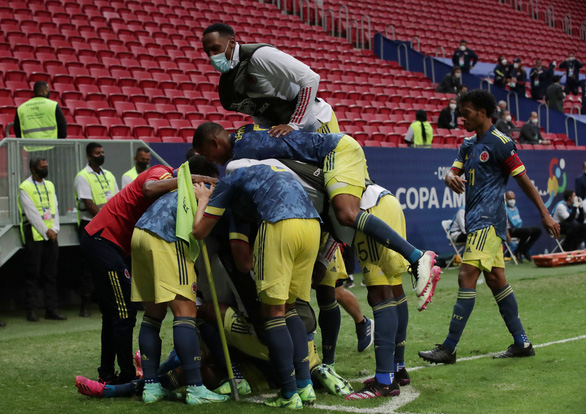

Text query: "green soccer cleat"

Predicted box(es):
[213, 378, 252, 396]
[314, 364, 353, 396]
[297, 384, 316, 406]
[185, 385, 230, 405]
[142, 382, 181, 403]
[264, 392, 303, 409]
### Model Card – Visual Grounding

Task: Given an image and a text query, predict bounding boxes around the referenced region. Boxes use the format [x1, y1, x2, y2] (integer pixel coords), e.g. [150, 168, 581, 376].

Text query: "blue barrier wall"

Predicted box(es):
[373, 33, 586, 144]
[152, 143, 585, 256]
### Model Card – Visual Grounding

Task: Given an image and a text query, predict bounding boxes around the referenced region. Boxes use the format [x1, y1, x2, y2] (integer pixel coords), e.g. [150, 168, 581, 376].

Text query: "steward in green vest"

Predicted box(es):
[14, 81, 67, 151]
[405, 110, 434, 148]
[121, 146, 151, 189]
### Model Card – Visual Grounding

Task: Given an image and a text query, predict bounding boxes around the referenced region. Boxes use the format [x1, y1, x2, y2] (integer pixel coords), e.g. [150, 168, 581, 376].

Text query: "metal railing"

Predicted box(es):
[507, 91, 520, 120]
[410, 36, 420, 52]
[337, 5, 349, 43]
[435, 46, 445, 60]
[537, 102, 550, 133]
[545, 4, 555, 27]
[580, 21, 586, 41]
[385, 24, 396, 41]
[565, 115, 579, 145]
[479, 79, 492, 92]
[323, 8, 336, 36]
[361, 14, 371, 50]
[396, 43, 409, 71]
[528, 0, 539, 19]
[563, 13, 572, 35]
[348, 19, 360, 48]
[423, 55, 436, 83]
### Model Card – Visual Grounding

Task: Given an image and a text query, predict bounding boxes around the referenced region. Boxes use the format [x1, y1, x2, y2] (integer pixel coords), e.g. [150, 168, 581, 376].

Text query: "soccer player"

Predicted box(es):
[419, 90, 560, 364]
[193, 123, 440, 300]
[192, 163, 321, 409]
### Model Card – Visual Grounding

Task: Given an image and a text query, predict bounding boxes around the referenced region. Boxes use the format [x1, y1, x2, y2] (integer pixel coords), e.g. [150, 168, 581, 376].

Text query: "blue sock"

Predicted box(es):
[138, 316, 162, 383]
[173, 317, 202, 386]
[493, 285, 530, 346]
[197, 321, 227, 367]
[103, 378, 144, 398]
[394, 294, 409, 371]
[372, 299, 397, 385]
[353, 211, 422, 264]
[318, 300, 341, 366]
[264, 316, 297, 399]
[286, 308, 312, 389]
[158, 349, 180, 374]
[443, 288, 476, 352]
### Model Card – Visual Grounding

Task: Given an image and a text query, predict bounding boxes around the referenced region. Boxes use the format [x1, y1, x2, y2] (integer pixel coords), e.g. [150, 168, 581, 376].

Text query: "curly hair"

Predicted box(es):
[457, 89, 496, 117]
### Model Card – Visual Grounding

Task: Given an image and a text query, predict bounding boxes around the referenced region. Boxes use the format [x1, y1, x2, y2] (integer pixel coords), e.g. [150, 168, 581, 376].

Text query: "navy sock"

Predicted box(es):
[173, 317, 202, 386]
[158, 349, 180, 374]
[286, 309, 312, 389]
[197, 321, 227, 367]
[372, 299, 397, 385]
[103, 378, 144, 398]
[443, 288, 476, 352]
[232, 362, 244, 380]
[138, 316, 162, 383]
[493, 285, 529, 346]
[318, 300, 341, 366]
[394, 294, 408, 371]
[264, 316, 297, 398]
[353, 211, 422, 264]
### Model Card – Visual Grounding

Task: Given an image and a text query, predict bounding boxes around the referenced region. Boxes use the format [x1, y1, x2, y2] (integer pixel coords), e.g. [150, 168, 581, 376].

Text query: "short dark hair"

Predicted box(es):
[33, 81, 48, 96]
[460, 39, 467, 44]
[135, 146, 150, 156]
[188, 155, 219, 178]
[203, 23, 235, 37]
[29, 157, 46, 170]
[563, 189, 575, 201]
[185, 147, 197, 160]
[193, 122, 225, 149]
[451, 66, 461, 75]
[457, 89, 496, 118]
[553, 75, 562, 83]
[86, 142, 103, 156]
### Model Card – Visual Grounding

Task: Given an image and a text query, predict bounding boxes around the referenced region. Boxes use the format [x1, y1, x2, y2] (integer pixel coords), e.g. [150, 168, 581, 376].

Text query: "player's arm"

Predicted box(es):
[445, 164, 466, 194]
[228, 213, 254, 273]
[192, 183, 218, 240]
[514, 172, 560, 238]
[142, 174, 217, 200]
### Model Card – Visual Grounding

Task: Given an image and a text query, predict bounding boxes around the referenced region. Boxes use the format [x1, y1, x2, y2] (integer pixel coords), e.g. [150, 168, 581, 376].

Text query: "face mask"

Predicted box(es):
[460, 45, 466, 51]
[531, 118, 538, 125]
[505, 115, 512, 122]
[569, 56, 575, 61]
[136, 161, 149, 171]
[513, 63, 519, 69]
[36, 168, 49, 179]
[92, 155, 105, 166]
[506, 199, 516, 208]
[210, 42, 232, 73]
[501, 59, 507, 65]
[449, 103, 457, 110]
[454, 72, 461, 79]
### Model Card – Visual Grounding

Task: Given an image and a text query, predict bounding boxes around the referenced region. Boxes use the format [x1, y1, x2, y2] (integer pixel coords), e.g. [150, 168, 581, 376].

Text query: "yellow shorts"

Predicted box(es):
[324, 135, 370, 199]
[319, 245, 348, 288]
[254, 219, 320, 305]
[316, 110, 340, 134]
[354, 195, 409, 287]
[223, 307, 269, 361]
[462, 226, 505, 272]
[130, 228, 197, 304]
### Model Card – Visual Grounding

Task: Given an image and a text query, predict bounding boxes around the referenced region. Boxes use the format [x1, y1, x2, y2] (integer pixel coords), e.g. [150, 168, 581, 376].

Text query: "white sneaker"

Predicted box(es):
[411, 251, 439, 297]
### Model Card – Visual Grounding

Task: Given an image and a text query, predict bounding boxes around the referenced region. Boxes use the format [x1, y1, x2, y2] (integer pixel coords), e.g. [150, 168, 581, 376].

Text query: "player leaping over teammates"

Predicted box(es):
[192, 123, 441, 300]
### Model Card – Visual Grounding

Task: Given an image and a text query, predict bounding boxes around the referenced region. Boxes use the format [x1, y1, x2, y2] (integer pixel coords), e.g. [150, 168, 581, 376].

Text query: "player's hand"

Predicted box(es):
[446, 173, 467, 194]
[268, 124, 294, 138]
[311, 262, 327, 289]
[193, 182, 214, 202]
[46, 229, 57, 241]
[191, 174, 218, 185]
[542, 215, 560, 239]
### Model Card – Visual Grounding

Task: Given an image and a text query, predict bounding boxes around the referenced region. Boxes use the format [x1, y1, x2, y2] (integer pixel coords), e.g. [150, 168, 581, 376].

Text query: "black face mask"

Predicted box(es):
[91, 155, 105, 166]
[136, 161, 149, 171]
[36, 168, 49, 179]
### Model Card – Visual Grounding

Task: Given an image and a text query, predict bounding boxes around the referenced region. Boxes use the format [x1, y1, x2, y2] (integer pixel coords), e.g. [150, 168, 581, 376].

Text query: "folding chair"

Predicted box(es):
[503, 240, 518, 265]
[550, 236, 565, 253]
[441, 219, 464, 268]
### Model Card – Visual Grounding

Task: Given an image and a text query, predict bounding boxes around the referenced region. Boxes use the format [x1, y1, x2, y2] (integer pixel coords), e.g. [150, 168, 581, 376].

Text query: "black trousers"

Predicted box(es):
[509, 227, 542, 254]
[77, 220, 95, 301]
[560, 222, 586, 251]
[80, 229, 137, 382]
[23, 237, 59, 312]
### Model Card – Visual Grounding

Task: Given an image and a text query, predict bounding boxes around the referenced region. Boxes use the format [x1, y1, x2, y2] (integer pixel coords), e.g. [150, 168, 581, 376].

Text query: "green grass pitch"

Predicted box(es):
[1, 262, 584, 413]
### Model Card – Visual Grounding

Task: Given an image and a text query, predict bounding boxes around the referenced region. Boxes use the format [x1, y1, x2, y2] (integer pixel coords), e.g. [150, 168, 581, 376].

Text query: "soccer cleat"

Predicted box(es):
[263, 392, 303, 409]
[356, 317, 374, 352]
[76, 376, 105, 398]
[410, 251, 441, 297]
[297, 384, 316, 406]
[345, 379, 400, 399]
[417, 268, 441, 311]
[493, 343, 535, 359]
[394, 368, 410, 386]
[134, 350, 143, 379]
[142, 382, 181, 403]
[314, 364, 353, 396]
[418, 344, 457, 364]
[213, 378, 252, 396]
[186, 385, 230, 405]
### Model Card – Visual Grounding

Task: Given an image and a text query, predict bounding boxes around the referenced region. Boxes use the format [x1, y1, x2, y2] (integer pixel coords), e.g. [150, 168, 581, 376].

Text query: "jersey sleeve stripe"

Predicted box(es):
[452, 160, 464, 171]
[229, 232, 249, 243]
[510, 165, 526, 176]
[203, 205, 225, 219]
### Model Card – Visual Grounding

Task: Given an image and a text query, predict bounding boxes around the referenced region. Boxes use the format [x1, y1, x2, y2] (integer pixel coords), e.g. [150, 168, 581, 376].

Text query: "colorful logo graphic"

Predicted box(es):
[543, 158, 566, 208]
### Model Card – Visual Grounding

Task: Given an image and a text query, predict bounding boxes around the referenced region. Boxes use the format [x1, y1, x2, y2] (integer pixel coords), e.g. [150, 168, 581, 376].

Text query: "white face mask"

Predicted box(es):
[507, 199, 516, 208]
[449, 103, 457, 111]
[460, 45, 466, 51]
[505, 115, 512, 122]
[569, 56, 575, 61]
[210, 42, 232, 73]
[513, 63, 519, 69]
[501, 59, 507, 65]
[454, 72, 461, 79]
[531, 118, 538, 125]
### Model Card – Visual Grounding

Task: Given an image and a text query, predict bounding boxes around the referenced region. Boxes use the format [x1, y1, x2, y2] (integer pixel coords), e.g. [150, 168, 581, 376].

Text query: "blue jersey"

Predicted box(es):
[506, 205, 522, 228]
[204, 164, 320, 224]
[135, 191, 178, 243]
[452, 126, 526, 240]
[231, 124, 343, 166]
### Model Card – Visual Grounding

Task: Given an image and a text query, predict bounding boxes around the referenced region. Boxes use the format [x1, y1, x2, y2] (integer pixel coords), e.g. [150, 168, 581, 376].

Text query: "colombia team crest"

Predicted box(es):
[479, 151, 490, 162]
[191, 282, 197, 294]
[124, 269, 131, 279]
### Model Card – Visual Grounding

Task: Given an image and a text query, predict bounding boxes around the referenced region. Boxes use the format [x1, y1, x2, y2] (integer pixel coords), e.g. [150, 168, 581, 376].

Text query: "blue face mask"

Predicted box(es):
[210, 42, 232, 73]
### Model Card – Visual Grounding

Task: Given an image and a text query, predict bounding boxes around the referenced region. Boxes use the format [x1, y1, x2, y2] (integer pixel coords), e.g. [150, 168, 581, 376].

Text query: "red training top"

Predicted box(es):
[85, 165, 174, 256]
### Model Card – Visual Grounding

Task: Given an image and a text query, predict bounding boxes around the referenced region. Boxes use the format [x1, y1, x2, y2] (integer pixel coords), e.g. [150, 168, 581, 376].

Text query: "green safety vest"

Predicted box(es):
[122, 166, 139, 185]
[410, 121, 434, 147]
[18, 178, 56, 242]
[17, 96, 58, 151]
[74, 168, 117, 224]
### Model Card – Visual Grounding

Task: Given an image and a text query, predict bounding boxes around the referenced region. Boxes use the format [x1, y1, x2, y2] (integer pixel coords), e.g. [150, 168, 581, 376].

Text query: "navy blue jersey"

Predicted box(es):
[204, 164, 320, 224]
[452, 126, 526, 240]
[135, 190, 178, 242]
[230, 124, 343, 165]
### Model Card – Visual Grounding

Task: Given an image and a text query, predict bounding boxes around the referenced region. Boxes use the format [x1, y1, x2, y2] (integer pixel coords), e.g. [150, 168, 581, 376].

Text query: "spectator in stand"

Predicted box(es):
[519, 112, 549, 145]
[493, 56, 511, 88]
[452, 40, 478, 74]
[505, 191, 542, 262]
[529, 59, 555, 100]
[559, 52, 583, 96]
[545, 75, 565, 113]
[495, 110, 515, 137]
[438, 98, 460, 130]
[436, 67, 462, 94]
[509, 58, 527, 96]
[457, 84, 468, 95]
[405, 110, 433, 148]
[581, 80, 586, 115]
[551, 189, 586, 251]
[575, 161, 586, 199]
[491, 100, 507, 123]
